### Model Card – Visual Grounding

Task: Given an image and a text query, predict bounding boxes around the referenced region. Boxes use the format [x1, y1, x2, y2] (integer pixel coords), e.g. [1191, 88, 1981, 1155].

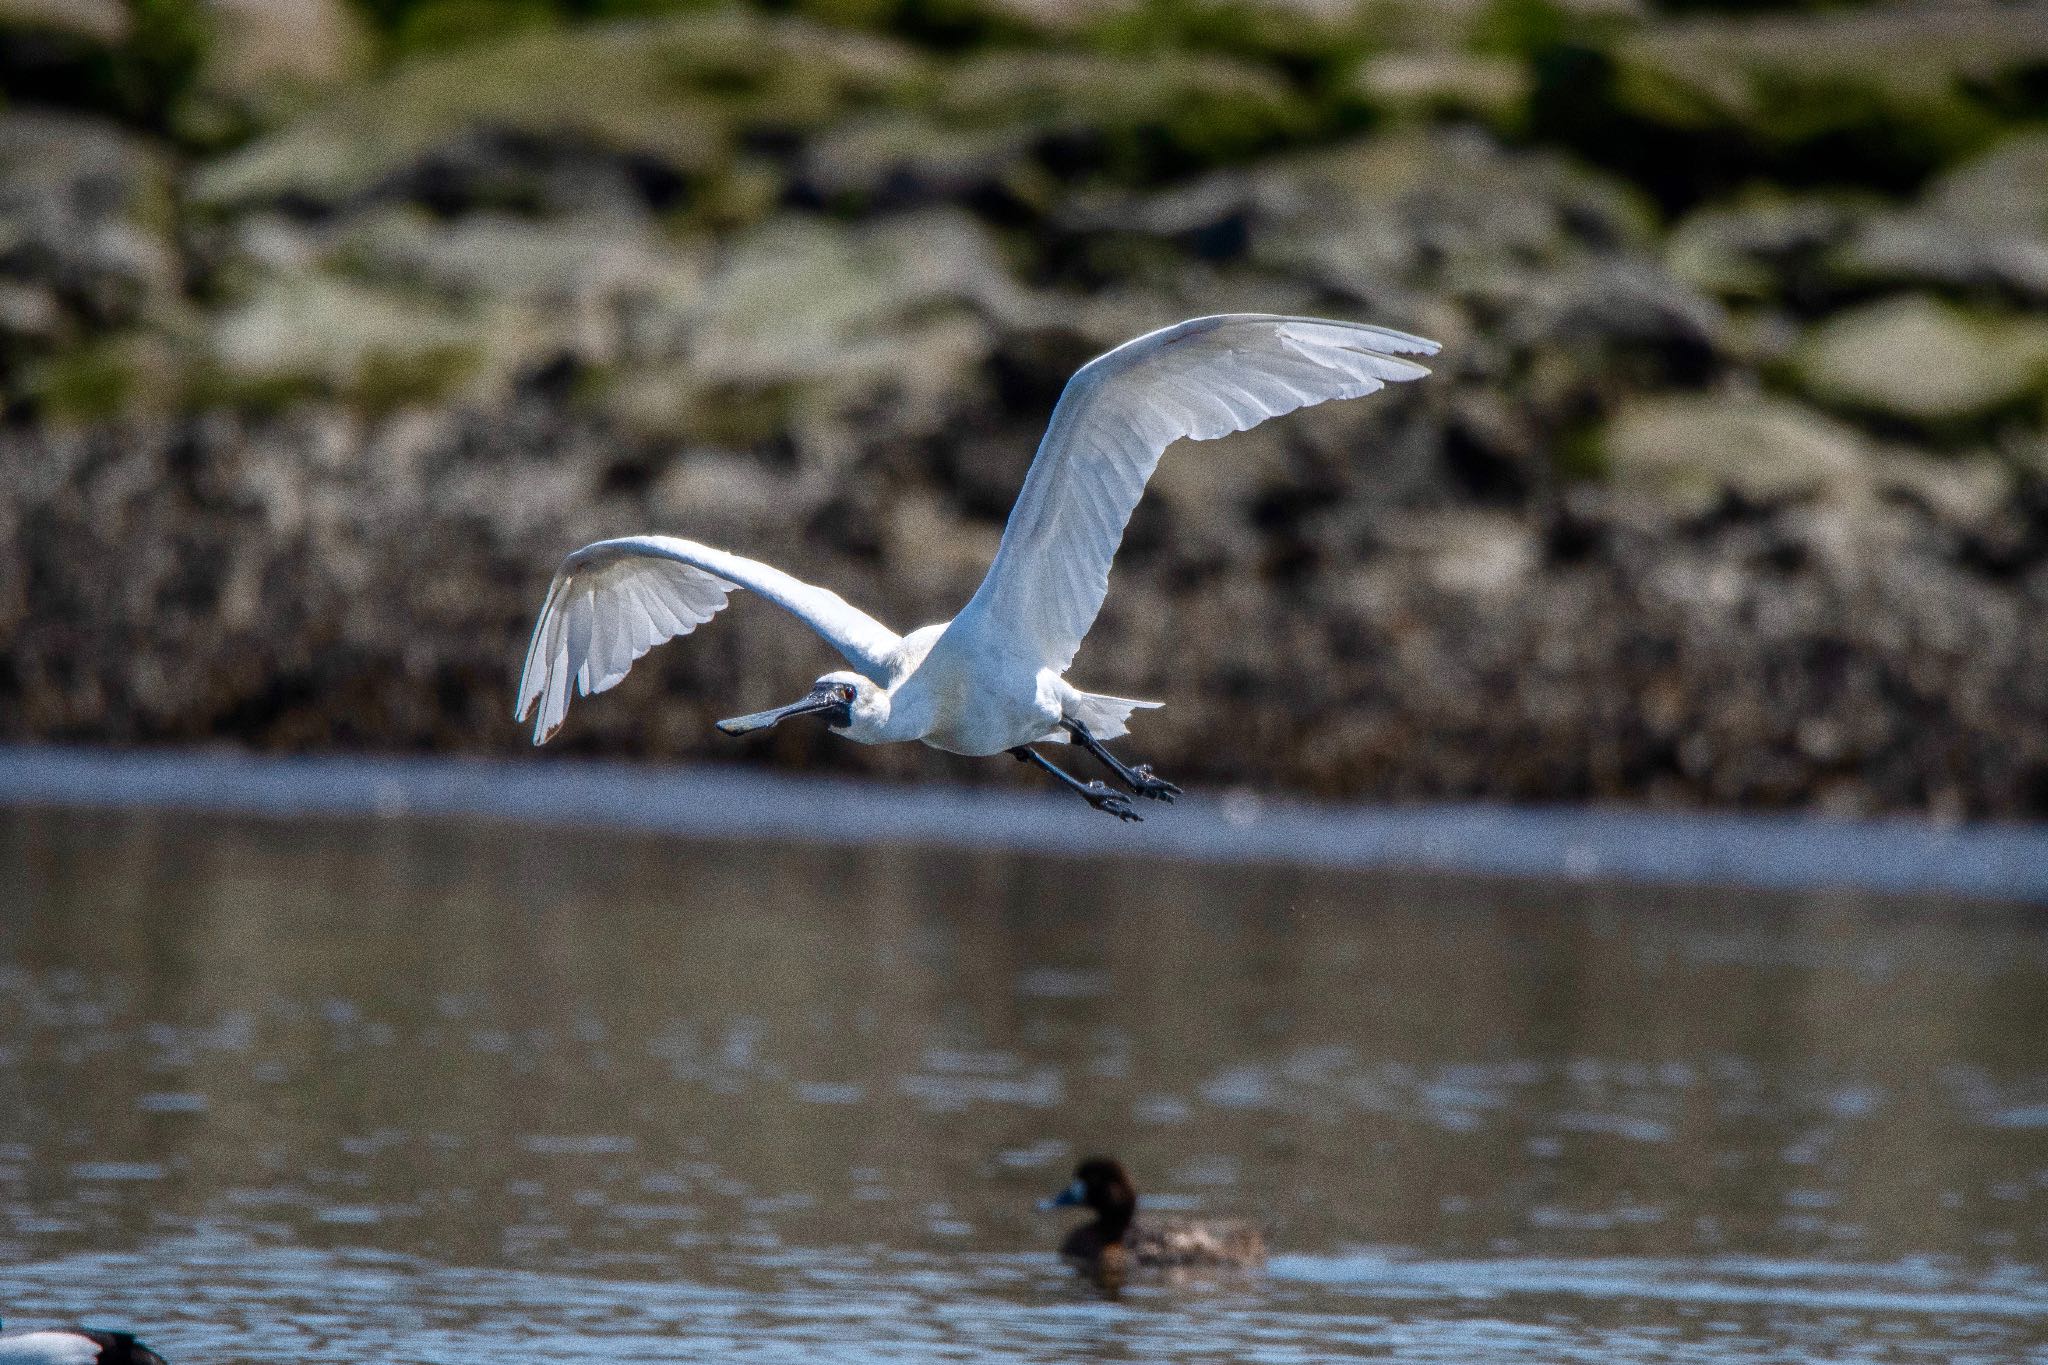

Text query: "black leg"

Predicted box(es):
[1061, 719, 1183, 802]
[1011, 746, 1142, 822]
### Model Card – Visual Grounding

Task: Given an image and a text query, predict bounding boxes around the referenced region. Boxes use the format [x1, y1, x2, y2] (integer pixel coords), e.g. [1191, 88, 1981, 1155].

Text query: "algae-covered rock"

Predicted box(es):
[1518, 259, 1726, 383]
[1928, 128, 2048, 236]
[1794, 294, 2048, 426]
[1838, 215, 2048, 304]
[1250, 128, 1655, 299]
[204, 273, 514, 408]
[1612, 6, 2048, 176]
[1871, 449, 2012, 531]
[337, 208, 707, 309]
[199, 0, 370, 112]
[1353, 51, 1530, 130]
[0, 109, 183, 418]
[0, 110, 179, 330]
[600, 209, 1016, 447]
[1601, 391, 1872, 513]
[691, 209, 1021, 385]
[0, 0, 124, 41]
[194, 11, 922, 208]
[796, 113, 1040, 212]
[935, 48, 1314, 173]
[1833, 130, 2048, 301]
[1666, 192, 1864, 304]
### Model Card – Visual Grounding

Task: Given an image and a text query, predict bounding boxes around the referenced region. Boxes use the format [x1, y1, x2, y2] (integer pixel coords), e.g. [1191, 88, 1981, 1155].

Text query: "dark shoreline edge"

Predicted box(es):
[2, 745, 2042, 904]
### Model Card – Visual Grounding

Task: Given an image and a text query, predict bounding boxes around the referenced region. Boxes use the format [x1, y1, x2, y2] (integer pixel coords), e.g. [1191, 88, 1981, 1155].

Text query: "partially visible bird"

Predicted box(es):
[0, 1325, 167, 1365]
[515, 314, 1438, 819]
[1039, 1156, 1265, 1273]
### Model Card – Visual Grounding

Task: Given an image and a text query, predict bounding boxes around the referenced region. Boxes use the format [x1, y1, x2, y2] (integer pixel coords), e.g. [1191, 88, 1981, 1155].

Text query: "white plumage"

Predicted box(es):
[515, 537, 899, 744]
[0, 1330, 164, 1365]
[958, 315, 1435, 673]
[0, 1335, 102, 1365]
[515, 314, 1438, 818]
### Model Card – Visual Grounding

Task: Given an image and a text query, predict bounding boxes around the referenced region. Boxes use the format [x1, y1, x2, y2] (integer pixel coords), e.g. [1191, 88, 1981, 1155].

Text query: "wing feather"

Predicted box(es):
[958, 314, 1438, 671]
[513, 535, 902, 745]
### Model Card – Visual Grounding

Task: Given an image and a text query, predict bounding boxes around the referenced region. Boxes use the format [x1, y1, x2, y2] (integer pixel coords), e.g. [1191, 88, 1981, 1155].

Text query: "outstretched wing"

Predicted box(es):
[513, 535, 902, 744]
[959, 314, 1438, 672]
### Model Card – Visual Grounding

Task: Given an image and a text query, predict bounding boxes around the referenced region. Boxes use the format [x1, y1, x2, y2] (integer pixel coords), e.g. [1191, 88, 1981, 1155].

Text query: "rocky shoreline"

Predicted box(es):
[3, 0, 2046, 816]
[11, 390, 2043, 817]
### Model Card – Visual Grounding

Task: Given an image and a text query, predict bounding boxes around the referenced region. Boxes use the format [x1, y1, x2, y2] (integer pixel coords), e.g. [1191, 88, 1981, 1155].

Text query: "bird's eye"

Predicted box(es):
[838, 685, 856, 701]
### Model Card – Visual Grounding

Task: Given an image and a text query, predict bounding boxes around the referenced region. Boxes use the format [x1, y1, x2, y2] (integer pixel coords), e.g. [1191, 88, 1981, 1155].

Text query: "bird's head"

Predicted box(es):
[1040, 1156, 1137, 1223]
[715, 671, 886, 741]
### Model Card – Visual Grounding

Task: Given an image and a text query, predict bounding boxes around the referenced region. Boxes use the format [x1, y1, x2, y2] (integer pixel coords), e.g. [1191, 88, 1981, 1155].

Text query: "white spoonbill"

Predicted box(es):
[515, 313, 1438, 820]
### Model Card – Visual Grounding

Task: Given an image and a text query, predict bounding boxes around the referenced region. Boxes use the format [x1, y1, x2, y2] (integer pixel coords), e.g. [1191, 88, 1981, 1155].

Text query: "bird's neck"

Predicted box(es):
[867, 679, 936, 743]
[1092, 1199, 1136, 1244]
[831, 679, 919, 745]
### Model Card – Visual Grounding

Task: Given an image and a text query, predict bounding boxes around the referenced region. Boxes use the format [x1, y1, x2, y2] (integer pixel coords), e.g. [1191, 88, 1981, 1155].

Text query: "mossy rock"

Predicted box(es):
[689, 208, 1015, 381]
[0, 0, 215, 136]
[25, 330, 185, 422]
[1352, 51, 1531, 133]
[1611, 7, 2048, 183]
[0, 0, 126, 43]
[202, 272, 510, 410]
[193, 10, 925, 208]
[593, 208, 1009, 443]
[1665, 191, 1868, 305]
[933, 47, 1315, 178]
[1829, 129, 2048, 302]
[1793, 294, 2048, 428]
[1074, 0, 1377, 68]
[194, 0, 371, 125]
[334, 205, 708, 306]
[1601, 391, 1872, 513]
[1249, 128, 1656, 299]
[797, 111, 1042, 212]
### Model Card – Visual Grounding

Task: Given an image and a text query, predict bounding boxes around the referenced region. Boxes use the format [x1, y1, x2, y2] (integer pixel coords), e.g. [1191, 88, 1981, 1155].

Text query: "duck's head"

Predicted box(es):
[1040, 1156, 1137, 1223]
[715, 671, 888, 742]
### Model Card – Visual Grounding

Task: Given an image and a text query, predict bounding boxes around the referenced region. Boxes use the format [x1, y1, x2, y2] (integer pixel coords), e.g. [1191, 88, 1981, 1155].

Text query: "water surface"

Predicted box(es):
[3, 805, 2047, 1362]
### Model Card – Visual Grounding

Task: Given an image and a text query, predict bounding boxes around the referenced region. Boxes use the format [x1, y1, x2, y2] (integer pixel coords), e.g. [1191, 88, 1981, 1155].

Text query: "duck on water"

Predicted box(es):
[0, 1325, 166, 1365]
[1041, 1157, 1265, 1274]
[515, 314, 1436, 820]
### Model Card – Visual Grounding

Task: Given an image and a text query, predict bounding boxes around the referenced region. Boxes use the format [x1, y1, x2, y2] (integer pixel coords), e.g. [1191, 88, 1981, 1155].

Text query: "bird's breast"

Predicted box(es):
[904, 655, 1061, 758]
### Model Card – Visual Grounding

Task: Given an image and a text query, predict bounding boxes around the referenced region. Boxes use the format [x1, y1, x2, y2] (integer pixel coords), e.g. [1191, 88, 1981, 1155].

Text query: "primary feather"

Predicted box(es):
[513, 535, 902, 744]
[957, 314, 1438, 671]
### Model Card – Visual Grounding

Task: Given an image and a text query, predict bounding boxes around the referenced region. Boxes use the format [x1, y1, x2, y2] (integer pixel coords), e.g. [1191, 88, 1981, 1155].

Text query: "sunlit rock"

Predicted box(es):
[0, 0, 124, 42]
[1794, 294, 2048, 427]
[1601, 391, 1872, 513]
[194, 12, 920, 209]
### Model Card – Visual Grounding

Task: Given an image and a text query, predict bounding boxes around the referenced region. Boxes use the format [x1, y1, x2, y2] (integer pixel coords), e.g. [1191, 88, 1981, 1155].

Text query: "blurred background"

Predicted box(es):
[7, 5, 2048, 1362]
[5, 0, 2046, 815]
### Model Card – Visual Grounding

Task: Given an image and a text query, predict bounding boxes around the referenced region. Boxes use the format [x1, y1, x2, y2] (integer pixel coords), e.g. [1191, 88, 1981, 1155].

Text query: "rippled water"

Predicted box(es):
[4, 804, 2047, 1362]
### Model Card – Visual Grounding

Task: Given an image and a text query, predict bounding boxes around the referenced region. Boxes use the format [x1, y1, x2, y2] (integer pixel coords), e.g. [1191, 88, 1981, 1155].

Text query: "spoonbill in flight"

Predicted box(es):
[515, 314, 1438, 820]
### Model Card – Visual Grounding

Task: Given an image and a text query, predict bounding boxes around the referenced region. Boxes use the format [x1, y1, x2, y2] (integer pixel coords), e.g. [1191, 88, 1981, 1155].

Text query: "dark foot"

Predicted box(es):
[1125, 764, 1183, 802]
[1082, 782, 1143, 822]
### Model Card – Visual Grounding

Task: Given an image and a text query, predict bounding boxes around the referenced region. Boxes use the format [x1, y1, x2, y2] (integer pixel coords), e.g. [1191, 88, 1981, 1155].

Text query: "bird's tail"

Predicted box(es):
[1058, 690, 1163, 742]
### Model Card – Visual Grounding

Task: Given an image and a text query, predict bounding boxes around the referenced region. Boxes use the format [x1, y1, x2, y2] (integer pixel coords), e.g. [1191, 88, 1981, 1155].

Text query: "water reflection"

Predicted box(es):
[2, 808, 2046, 1362]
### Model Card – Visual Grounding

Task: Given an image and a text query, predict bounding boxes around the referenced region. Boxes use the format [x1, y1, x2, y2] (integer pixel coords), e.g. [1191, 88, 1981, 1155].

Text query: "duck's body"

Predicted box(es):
[1059, 1213, 1267, 1271]
[514, 314, 1438, 819]
[0, 1330, 166, 1365]
[1042, 1157, 1266, 1273]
